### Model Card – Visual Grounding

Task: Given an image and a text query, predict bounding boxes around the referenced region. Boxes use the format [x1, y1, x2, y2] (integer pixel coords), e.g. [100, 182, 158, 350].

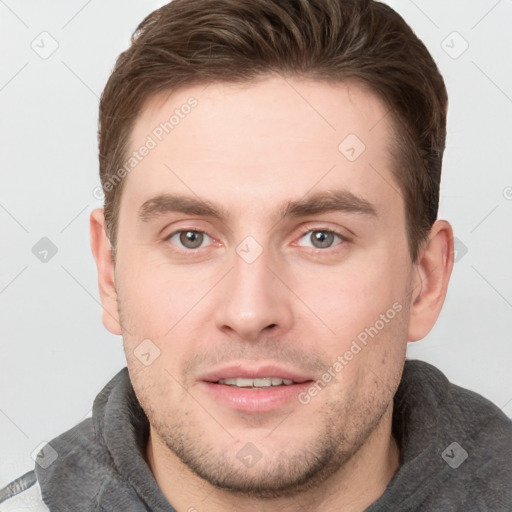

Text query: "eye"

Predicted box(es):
[296, 229, 345, 250]
[166, 230, 213, 250]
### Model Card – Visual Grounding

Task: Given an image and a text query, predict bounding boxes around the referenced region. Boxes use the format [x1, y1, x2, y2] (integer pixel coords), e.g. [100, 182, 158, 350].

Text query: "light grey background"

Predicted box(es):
[1, 0, 511, 486]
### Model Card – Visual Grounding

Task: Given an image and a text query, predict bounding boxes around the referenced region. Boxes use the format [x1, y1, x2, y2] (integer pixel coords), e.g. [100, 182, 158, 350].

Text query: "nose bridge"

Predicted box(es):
[213, 235, 293, 339]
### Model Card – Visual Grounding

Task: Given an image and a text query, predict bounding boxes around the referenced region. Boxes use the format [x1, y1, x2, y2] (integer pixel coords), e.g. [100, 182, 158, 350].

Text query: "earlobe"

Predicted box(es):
[407, 220, 454, 342]
[90, 208, 122, 335]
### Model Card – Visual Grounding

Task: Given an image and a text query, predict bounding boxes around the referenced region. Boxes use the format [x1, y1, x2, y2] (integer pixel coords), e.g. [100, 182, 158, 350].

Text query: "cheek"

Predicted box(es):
[116, 253, 220, 382]
[291, 254, 409, 346]
[116, 252, 206, 338]
[314, 297, 409, 415]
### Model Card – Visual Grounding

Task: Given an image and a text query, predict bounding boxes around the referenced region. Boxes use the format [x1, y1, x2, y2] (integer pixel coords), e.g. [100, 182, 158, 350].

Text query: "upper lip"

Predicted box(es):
[199, 363, 313, 384]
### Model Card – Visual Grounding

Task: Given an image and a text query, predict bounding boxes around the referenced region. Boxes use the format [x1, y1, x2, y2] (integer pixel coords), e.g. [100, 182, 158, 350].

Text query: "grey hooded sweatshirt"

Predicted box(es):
[1, 359, 511, 511]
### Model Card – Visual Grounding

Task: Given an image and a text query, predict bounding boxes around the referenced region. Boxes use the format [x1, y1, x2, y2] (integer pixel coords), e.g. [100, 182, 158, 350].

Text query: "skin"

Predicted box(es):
[90, 76, 454, 511]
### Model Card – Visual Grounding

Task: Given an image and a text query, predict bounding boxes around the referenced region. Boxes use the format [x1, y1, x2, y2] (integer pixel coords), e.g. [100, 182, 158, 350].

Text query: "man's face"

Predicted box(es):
[113, 77, 415, 495]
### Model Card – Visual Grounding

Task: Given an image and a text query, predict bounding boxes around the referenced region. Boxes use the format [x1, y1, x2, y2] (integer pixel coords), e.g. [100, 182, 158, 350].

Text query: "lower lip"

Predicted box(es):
[200, 381, 312, 413]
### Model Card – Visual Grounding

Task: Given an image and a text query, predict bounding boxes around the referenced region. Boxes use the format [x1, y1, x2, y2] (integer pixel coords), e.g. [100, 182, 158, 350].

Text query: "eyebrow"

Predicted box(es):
[138, 189, 377, 224]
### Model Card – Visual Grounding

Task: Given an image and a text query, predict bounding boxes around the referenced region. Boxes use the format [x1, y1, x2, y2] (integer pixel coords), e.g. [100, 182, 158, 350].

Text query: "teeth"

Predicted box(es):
[218, 377, 295, 387]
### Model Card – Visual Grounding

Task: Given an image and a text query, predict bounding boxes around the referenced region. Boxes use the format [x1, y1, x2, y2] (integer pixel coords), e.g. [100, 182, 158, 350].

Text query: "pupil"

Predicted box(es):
[180, 231, 203, 249]
[312, 231, 333, 248]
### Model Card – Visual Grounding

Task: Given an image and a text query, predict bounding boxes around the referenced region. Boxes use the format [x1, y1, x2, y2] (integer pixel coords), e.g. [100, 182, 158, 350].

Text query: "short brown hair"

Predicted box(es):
[98, 0, 447, 262]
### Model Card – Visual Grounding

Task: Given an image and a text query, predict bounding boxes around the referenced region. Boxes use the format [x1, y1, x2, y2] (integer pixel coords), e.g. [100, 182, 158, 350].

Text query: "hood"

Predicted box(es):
[35, 367, 174, 511]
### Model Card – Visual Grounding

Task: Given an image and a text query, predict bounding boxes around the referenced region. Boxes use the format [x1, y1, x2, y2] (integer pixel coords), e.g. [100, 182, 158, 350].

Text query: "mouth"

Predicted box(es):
[216, 376, 299, 387]
[198, 364, 314, 412]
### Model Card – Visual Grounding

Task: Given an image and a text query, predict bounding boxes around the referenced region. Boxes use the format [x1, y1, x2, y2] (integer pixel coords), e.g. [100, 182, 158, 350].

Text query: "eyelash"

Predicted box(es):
[295, 227, 347, 251]
[164, 226, 348, 255]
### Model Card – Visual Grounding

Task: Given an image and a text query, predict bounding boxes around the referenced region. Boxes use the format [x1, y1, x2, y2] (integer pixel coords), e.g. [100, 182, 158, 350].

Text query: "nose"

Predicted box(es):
[213, 241, 294, 342]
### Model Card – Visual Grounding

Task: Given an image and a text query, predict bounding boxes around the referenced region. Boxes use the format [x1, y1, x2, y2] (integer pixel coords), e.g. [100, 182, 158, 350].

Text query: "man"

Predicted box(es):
[1, 0, 510, 510]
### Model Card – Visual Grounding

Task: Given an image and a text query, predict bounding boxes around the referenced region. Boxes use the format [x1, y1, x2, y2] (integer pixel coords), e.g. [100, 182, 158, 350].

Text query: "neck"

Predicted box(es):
[146, 404, 400, 512]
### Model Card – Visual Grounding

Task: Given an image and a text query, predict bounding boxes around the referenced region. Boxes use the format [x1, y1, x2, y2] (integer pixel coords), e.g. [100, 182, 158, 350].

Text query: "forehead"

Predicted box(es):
[122, 76, 401, 223]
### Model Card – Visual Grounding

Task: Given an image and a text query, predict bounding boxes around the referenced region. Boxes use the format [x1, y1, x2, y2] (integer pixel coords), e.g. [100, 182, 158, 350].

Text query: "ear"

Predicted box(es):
[408, 220, 454, 342]
[90, 208, 122, 335]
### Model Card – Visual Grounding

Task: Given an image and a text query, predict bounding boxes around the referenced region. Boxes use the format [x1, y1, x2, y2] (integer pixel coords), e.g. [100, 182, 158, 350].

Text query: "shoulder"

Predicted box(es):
[408, 359, 512, 453]
[443, 377, 512, 480]
[398, 360, 512, 507]
[0, 471, 49, 511]
[403, 359, 511, 432]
